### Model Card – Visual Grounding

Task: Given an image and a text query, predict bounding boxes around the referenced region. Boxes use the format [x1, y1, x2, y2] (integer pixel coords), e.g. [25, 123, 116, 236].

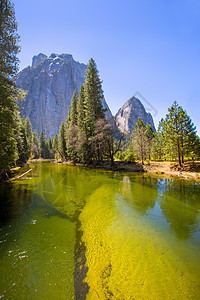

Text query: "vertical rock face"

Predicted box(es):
[115, 96, 155, 134]
[32, 53, 47, 67]
[16, 53, 112, 138]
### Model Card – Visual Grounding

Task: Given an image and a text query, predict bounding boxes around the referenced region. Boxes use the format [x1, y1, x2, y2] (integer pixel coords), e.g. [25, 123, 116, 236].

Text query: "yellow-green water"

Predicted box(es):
[0, 163, 200, 299]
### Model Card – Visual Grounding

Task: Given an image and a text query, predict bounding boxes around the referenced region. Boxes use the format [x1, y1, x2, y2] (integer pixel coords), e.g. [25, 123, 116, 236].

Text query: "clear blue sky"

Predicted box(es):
[14, 0, 200, 133]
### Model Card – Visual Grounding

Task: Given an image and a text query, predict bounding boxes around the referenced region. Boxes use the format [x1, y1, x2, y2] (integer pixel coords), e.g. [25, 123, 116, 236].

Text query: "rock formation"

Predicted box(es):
[16, 53, 156, 138]
[115, 96, 155, 134]
[16, 53, 112, 138]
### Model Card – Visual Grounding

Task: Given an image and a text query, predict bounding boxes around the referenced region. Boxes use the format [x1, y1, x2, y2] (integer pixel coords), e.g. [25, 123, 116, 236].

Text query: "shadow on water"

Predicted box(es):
[0, 180, 77, 299]
[0, 184, 33, 225]
[74, 215, 89, 300]
[0, 182, 72, 226]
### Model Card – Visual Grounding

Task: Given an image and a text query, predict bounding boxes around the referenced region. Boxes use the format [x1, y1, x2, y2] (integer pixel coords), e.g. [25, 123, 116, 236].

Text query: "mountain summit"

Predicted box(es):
[16, 53, 112, 137]
[115, 96, 155, 134]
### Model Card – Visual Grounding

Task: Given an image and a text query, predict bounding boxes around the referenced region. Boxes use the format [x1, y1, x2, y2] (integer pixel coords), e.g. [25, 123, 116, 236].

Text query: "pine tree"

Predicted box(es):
[132, 118, 149, 164]
[48, 137, 54, 159]
[0, 0, 20, 177]
[70, 90, 78, 126]
[152, 124, 164, 160]
[77, 84, 85, 129]
[15, 115, 29, 164]
[187, 131, 199, 164]
[24, 117, 32, 158]
[53, 133, 58, 154]
[39, 130, 46, 159]
[58, 122, 67, 160]
[48, 137, 52, 150]
[157, 118, 176, 161]
[65, 108, 71, 130]
[146, 124, 154, 160]
[160, 101, 198, 166]
[84, 58, 105, 136]
[184, 114, 198, 159]
[17, 124, 29, 163]
[45, 139, 50, 159]
[32, 131, 39, 158]
[65, 124, 79, 161]
[0, 0, 20, 76]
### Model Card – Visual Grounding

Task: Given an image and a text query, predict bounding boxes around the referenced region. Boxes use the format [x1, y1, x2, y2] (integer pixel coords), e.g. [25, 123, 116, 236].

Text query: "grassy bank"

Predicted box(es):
[143, 161, 200, 181]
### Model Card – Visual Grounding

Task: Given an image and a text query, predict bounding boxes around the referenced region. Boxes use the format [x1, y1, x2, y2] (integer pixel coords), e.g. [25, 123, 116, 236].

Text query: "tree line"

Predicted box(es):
[15, 97, 200, 170]
[121, 101, 200, 166]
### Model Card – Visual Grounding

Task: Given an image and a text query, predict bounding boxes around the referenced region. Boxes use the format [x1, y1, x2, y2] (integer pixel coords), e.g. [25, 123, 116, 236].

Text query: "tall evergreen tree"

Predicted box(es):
[0, 0, 20, 76]
[17, 123, 29, 164]
[152, 124, 164, 160]
[24, 116, 32, 158]
[160, 101, 198, 166]
[184, 114, 199, 161]
[132, 118, 149, 164]
[84, 58, 105, 136]
[48, 137, 53, 150]
[187, 131, 200, 164]
[45, 139, 50, 159]
[65, 108, 71, 130]
[15, 115, 29, 164]
[58, 122, 67, 160]
[77, 84, 85, 129]
[53, 133, 58, 153]
[0, 0, 20, 177]
[146, 124, 154, 160]
[39, 130, 46, 159]
[65, 124, 79, 161]
[70, 90, 78, 126]
[48, 137, 54, 159]
[32, 130, 39, 158]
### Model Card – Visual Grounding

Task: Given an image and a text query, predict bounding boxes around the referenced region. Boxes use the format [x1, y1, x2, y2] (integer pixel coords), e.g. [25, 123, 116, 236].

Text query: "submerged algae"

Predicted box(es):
[79, 178, 200, 299]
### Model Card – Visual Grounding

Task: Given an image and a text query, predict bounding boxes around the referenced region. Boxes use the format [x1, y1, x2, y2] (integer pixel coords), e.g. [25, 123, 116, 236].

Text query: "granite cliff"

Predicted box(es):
[115, 96, 155, 134]
[16, 53, 112, 138]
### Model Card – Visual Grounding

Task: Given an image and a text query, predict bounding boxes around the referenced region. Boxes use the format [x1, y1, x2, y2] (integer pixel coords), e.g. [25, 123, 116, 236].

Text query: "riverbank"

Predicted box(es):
[5, 160, 200, 183]
[61, 160, 145, 172]
[60, 160, 200, 180]
[143, 161, 200, 181]
[34, 159, 200, 180]
[6, 165, 31, 182]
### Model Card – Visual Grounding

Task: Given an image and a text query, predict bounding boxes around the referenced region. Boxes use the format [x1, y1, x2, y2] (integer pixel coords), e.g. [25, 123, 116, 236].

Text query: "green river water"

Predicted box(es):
[0, 162, 200, 299]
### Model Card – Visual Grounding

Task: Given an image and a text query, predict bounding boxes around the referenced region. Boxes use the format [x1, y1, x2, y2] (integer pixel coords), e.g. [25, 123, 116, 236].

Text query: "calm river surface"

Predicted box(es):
[0, 162, 200, 299]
